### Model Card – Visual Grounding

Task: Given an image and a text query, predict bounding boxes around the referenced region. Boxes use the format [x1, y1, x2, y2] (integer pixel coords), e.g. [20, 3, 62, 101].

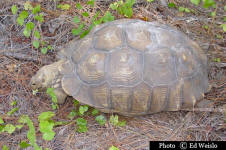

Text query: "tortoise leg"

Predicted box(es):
[54, 88, 67, 104]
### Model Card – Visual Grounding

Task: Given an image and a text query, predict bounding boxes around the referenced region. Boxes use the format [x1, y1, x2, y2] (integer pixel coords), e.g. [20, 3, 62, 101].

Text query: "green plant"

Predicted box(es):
[72, 1, 114, 39]
[7, 107, 19, 116]
[3, 124, 16, 134]
[76, 117, 88, 133]
[212, 58, 221, 62]
[57, 3, 71, 10]
[67, 100, 79, 119]
[0, 117, 4, 124]
[79, 105, 89, 116]
[109, 115, 126, 127]
[19, 141, 31, 149]
[11, 2, 52, 54]
[178, 7, 191, 13]
[87, 0, 96, 7]
[109, 145, 120, 150]
[38, 111, 56, 141]
[91, 108, 99, 116]
[46, 88, 58, 110]
[190, 0, 200, 6]
[110, 0, 136, 18]
[95, 115, 106, 126]
[168, 2, 177, 8]
[2, 145, 10, 150]
[76, 3, 83, 10]
[220, 24, 226, 32]
[18, 115, 41, 150]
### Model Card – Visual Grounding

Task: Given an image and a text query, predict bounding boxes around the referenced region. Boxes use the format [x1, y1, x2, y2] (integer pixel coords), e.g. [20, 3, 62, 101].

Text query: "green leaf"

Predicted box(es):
[220, 24, 226, 32]
[19, 10, 29, 19]
[80, 29, 90, 38]
[39, 112, 56, 141]
[41, 48, 48, 54]
[216, 34, 222, 39]
[73, 99, 79, 107]
[122, 7, 133, 18]
[110, 115, 126, 127]
[19, 141, 31, 149]
[147, 0, 155, 2]
[32, 5, 41, 15]
[34, 30, 41, 39]
[26, 22, 35, 31]
[51, 104, 58, 110]
[33, 40, 40, 49]
[202, 0, 215, 9]
[39, 121, 54, 133]
[224, 17, 226, 22]
[57, 4, 71, 10]
[224, 5, 226, 11]
[203, 25, 209, 29]
[212, 58, 221, 62]
[110, 3, 119, 10]
[79, 105, 89, 115]
[43, 131, 55, 141]
[46, 88, 58, 104]
[190, 0, 200, 6]
[77, 125, 88, 133]
[73, 16, 80, 24]
[0, 125, 5, 132]
[184, 8, 191, 13]
[210, 11, 216, 17]
[24, 1, 33, 10]
[0, 117, 4, 124]
[10, 100, 17, 106]
[23, 29, 31, 38]
[87, 0, 95, 7]
[2, 145, 10, 150]
[76, 118, 87, 126]
[168, 2, 176, 8]
[178, 7, 185, 12]
[91, 109, 99, 116]
[76, 3, 83, 10]
[102, 11, 115, 23]
[110, 115, 119, 126]
[72, 23, 84, 36]
[11, 5, 18, 15]
[17, 17, 24, 26]
[82, 12, 89, 17]
[4, 124, 16, 134]
[34, 13, 44, 23]
[16, 124, 23, 129]
[125, 0, 136, 7]
[67, 110, 77, 120]
[109, 145, 120, 150]
[95, 115, 106, 126]
[7, 107, 19, 116]
[117, 120, 126, 127]
[76, 118, 88, 133]
[38, 111, 55, 121]
[47, 45, 53, 50]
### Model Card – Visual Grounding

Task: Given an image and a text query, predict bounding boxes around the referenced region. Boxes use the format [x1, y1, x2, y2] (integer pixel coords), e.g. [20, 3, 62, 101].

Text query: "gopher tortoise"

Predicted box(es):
[30, 19, 209, 116]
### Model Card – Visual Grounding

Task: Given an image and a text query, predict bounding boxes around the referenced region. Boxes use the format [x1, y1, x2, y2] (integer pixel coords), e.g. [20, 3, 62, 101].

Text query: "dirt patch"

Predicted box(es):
[0, 0, 225, 150]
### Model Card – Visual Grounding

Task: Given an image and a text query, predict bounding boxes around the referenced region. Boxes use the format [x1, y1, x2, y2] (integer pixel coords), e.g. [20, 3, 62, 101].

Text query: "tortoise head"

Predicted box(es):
[30, 61, 63, 90]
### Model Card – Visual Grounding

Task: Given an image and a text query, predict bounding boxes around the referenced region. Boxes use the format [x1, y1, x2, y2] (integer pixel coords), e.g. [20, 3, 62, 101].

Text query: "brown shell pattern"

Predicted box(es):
[59, 19, 208, 116]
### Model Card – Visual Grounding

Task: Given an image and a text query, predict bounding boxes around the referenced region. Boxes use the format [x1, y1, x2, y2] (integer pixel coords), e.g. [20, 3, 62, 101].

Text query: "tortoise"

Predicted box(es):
[30, 19, 209, 116]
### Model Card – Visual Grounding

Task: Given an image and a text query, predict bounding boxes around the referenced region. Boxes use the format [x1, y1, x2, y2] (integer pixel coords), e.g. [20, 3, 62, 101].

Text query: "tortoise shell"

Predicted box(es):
[58, 19, 208, 116]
